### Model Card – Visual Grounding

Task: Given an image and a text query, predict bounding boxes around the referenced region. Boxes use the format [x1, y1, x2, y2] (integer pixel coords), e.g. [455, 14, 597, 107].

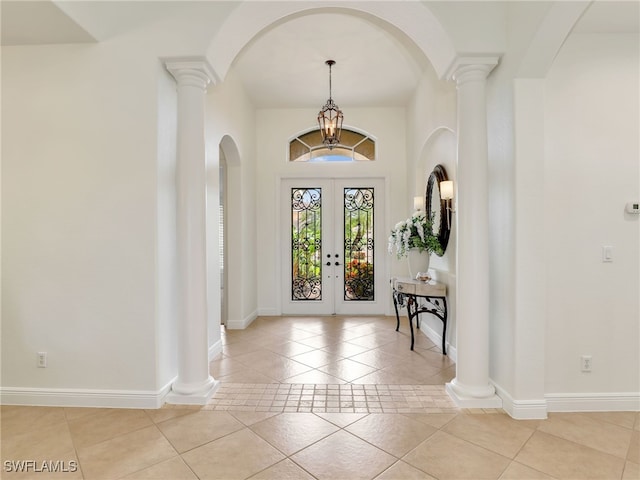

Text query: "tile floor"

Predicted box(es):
[2, 315, 639, 479]
[212, 316, 456, 387]
[205, 383, 458, 414]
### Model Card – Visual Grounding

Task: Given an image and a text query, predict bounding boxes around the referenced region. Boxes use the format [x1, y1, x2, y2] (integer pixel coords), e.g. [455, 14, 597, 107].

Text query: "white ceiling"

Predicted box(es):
[0, 0, 96, 45]
[572, 1, 639, 34]
[231, 12, 429, 109]
[232, 1, 640, 109]
[1, 1, 638, 110]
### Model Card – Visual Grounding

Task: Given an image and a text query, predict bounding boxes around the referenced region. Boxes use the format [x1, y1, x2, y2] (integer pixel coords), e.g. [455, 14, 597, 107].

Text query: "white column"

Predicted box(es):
[446, 57, 502, 408]
[164, 59, 218, 405]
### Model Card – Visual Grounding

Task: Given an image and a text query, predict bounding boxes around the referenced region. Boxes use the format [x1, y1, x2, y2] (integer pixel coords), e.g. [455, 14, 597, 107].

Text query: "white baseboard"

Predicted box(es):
[0, 379, 175, 409]
[545, 392, 640, 412]
[419, 322, 457, 363]
[491, 386, 640, 418]
[226, 310, 257, 330]
[493, 382, 548, 419]
[257, 308, 278, 316]
[208, 339, 222, 362]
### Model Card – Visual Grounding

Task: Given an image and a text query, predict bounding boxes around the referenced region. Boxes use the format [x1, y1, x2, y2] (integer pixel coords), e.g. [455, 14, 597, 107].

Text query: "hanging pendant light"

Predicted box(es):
[317, 60, 344, 149]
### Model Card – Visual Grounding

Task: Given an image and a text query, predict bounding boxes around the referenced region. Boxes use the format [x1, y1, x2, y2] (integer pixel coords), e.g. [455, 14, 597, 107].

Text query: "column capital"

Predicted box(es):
[164, 57, 218, 90]
[445, 55, 501, 84]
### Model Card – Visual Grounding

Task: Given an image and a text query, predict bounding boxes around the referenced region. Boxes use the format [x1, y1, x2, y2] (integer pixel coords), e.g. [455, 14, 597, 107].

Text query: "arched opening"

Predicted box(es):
[205, 3, 458, 370]
[217, 134, 242, 330]
[218, 146, 228, 327]
[206, 3, 456, 82]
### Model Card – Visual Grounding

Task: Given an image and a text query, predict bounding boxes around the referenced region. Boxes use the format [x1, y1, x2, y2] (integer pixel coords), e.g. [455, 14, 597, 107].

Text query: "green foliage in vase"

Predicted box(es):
[388, 211, 443, 259]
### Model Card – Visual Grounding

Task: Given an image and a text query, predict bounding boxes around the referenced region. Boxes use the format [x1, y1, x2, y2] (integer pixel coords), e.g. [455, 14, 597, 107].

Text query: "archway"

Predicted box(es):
[206, 2, 457, 82]
[204, 2, 498, 408]
[169, 1, 501, 407]
[216, 135, 242, 330]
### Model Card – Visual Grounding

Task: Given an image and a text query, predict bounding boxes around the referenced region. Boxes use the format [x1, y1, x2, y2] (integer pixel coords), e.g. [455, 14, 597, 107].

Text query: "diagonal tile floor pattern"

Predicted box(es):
[213, 316, 457, 387]
[1, 315, 639, 479]
[200, 316, 458, 414]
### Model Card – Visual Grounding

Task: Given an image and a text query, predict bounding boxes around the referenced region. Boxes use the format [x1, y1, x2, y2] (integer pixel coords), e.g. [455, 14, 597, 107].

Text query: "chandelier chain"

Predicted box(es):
[328, 62, 332, 100]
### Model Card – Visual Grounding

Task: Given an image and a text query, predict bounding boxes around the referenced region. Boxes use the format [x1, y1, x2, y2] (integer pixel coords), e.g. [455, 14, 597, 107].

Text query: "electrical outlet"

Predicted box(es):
[581, 355, 592, 372]
[37, 352, 47, 368]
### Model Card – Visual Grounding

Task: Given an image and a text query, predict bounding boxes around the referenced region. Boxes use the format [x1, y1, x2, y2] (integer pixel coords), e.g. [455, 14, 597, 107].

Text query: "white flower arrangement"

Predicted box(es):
[388, 211, 442, 259]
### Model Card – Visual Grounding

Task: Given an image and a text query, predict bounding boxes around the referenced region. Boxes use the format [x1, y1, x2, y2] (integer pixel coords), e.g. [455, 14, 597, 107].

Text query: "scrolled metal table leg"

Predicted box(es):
[407, 296, 416, 351]
[441, 297, 448, 355]
[393, 291, 400, 332]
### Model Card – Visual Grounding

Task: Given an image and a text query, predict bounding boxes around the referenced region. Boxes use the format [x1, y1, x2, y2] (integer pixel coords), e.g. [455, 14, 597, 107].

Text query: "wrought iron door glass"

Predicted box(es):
[291, 188, 322, 300]
[344, 188, 374, 301]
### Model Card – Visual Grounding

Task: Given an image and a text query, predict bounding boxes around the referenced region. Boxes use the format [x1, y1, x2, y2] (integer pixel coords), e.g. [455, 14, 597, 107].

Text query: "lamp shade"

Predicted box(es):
[413, 196, 424, 211]
[440, 180, 454, 200]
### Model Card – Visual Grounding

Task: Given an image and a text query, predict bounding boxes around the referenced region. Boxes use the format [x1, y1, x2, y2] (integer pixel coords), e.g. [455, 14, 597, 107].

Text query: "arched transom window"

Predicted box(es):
[289, 128, 376, 162]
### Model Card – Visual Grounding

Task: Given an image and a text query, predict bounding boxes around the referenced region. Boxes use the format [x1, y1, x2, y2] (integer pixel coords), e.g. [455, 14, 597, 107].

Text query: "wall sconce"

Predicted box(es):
[440, 181, 453, 201]
[413, 196, 424, 212]
[439, 180, 456, 223]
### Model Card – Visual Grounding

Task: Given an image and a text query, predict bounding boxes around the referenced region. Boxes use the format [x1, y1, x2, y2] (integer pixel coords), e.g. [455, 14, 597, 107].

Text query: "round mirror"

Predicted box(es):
[425, 164, 451, 256]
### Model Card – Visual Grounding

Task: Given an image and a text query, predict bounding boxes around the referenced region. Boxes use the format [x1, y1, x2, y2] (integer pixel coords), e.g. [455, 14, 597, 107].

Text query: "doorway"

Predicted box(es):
[219, 148, 228, 326]
[281, 178, 386, 315]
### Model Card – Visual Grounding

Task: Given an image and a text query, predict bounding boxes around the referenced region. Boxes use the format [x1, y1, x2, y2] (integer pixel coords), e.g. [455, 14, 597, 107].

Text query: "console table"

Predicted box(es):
[391, 277, 448, 353]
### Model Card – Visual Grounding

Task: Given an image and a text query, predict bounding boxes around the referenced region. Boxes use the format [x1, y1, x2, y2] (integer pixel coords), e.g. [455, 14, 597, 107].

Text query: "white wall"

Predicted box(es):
[255, 107, 408, 316]
[406, 69, 458, 351]
[0, 13, 257, 405]
[544, 33, 639, 397]
[1, 42, 160, 396]
[206, 68, 257, 331]
[483, 1, 556, 411]
[156, 61, 179, 389]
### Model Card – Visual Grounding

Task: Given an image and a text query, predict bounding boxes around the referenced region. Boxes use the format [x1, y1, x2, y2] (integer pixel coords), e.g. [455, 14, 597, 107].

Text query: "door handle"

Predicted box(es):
[326, 262, 331, 266]
[335, 262, 341, 266]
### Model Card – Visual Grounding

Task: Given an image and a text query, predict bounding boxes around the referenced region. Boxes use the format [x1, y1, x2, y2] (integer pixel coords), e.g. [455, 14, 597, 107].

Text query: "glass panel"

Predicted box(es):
[289, 128, 375, 161]
[354, 137, 375, 160]
[298, 130, 324, 146]
[291, 188, 322, 301]
[339, 129, 363, 147]
[310, 146, 352, 162]
[343, 188, 374, 301]
[290, 138, 311, 162]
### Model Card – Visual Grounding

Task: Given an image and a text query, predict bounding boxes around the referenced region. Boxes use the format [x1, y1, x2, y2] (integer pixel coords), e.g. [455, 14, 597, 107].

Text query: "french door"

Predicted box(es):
[281, 178, 386, 315]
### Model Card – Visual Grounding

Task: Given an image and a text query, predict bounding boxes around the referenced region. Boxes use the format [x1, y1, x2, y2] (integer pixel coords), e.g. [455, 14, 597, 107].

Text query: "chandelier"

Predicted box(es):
[317, 60, 344, 149]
